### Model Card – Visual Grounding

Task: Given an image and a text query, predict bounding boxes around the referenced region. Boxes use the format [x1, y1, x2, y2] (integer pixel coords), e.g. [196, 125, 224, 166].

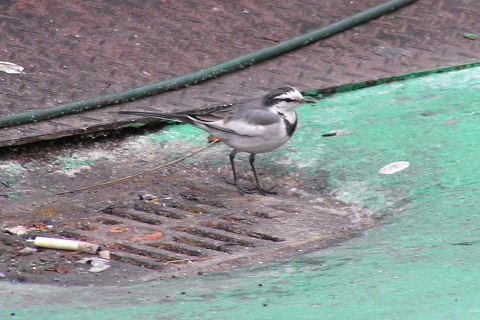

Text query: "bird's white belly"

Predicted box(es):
[222, 130, 290, 154]
[224, 137, 289, 154]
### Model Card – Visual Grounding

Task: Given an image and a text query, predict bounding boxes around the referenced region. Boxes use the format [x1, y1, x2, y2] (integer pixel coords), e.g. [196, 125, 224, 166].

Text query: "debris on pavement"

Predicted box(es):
[463, 33, 478, 40]
[138, 192, 158, 201]
[264, 36, 280, 42]
[379, 161, 410, 175]
[0, 61, 24, 74]
[76, 257, 111, 273]
[4, 226, 29, 236]
[34, 236, 100, 254]
[322, 129, 350, 137]
[18, 247, 38, 255]
[98, 250, 111, 259]
[3, 223, 53, 236]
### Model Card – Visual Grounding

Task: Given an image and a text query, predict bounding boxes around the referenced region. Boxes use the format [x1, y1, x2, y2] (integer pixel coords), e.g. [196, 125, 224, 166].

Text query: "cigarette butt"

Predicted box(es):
[98, 250, 111, 259]
[34, 236, 100, 254]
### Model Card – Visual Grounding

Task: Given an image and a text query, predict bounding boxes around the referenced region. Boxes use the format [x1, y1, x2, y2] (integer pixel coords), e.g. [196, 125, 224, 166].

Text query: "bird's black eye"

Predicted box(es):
[283, 98, 295, 102]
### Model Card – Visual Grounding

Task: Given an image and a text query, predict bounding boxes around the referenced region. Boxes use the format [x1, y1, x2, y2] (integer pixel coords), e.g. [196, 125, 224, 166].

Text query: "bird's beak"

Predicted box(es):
[302, 98, 316, 104]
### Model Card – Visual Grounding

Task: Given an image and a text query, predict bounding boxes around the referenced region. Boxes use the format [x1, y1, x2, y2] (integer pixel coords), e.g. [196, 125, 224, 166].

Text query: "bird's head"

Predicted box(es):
[263, 87, 315, 110]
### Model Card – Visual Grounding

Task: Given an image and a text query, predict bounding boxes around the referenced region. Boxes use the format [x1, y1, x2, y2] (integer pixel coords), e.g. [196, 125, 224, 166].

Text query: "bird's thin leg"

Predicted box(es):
[229, 150, 239, 186]
[224, 150, 256, 195]
[248, 154, 277, 195]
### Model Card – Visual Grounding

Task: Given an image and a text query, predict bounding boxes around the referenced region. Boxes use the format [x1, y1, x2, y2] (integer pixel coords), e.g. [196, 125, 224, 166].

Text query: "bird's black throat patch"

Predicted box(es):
[281, 114, 297, 136]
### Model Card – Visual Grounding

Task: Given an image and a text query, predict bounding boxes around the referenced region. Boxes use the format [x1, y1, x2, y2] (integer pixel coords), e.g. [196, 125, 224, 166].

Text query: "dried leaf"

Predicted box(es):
[264, 36, 280, 42]
[31, 222, 49, 231]
[107, 226, 131, 233]
[130, 231, 163, 241]
[103, 242, 121, 249]
[45, 267, 69, 274]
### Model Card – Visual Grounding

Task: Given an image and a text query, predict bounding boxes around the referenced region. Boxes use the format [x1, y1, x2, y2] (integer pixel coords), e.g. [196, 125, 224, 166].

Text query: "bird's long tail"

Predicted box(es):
[118, 111, 194, 125]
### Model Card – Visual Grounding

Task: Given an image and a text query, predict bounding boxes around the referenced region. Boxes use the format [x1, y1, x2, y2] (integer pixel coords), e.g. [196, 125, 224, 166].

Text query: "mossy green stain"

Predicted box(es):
[55, 157, 93, 170]
[2, 191, 21, 198]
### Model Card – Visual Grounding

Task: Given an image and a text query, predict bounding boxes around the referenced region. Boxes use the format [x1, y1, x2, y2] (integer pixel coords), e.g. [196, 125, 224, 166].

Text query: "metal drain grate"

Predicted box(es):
[53, 191, 375, 276]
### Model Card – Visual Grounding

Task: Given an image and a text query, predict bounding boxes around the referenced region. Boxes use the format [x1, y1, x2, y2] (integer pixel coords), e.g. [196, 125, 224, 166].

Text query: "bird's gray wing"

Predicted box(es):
[238, 108, 280, 126]
[192, 107, 280, 137]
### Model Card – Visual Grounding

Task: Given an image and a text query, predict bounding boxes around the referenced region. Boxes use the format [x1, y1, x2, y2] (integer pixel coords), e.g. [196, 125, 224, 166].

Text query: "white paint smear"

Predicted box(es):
[379, 161, 410, 175]
[0, 61, 24, 74]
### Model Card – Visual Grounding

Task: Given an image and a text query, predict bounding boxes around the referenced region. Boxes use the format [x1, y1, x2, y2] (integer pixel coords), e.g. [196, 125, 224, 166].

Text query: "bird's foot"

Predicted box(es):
[222, 178, 276, 196]
[222, 178, 256, 195]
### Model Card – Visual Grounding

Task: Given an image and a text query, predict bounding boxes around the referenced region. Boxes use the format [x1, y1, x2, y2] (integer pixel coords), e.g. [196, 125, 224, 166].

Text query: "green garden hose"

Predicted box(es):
[0, 0, 417, 128]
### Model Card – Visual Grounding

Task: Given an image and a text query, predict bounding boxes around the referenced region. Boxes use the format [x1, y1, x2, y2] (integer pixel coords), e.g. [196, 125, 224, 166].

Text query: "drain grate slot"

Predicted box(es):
[57, 229, 96, 243]
[172, 226, 256, 247]
[107, 242, 186, 262]
[106, 208, 164, 225]
[199, 221, 285, 242]
[146, 242, 203, 257]
[109, 251, 165, 270]
[133, 202, 187, 219]
[172, 236, 232, 253]
[219, 214, 257, 225]
[95, 216, 123, 225]
[0, 243, 12, 254]
[171, 204, 210, 214]
[243, 209, 278, 219]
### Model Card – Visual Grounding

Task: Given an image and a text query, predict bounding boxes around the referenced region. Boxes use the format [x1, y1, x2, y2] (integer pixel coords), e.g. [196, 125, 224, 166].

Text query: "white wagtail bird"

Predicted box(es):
[119, 87, 315, 195]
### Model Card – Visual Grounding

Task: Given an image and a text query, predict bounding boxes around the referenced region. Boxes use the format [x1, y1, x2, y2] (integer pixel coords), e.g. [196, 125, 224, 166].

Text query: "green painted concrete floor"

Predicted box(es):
[2, 65, 480, 319]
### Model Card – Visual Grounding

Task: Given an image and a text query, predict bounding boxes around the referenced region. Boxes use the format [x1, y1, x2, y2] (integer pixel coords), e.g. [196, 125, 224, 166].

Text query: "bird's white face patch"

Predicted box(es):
[275, 88, 304, 101]
[271, 88, 306, 112]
